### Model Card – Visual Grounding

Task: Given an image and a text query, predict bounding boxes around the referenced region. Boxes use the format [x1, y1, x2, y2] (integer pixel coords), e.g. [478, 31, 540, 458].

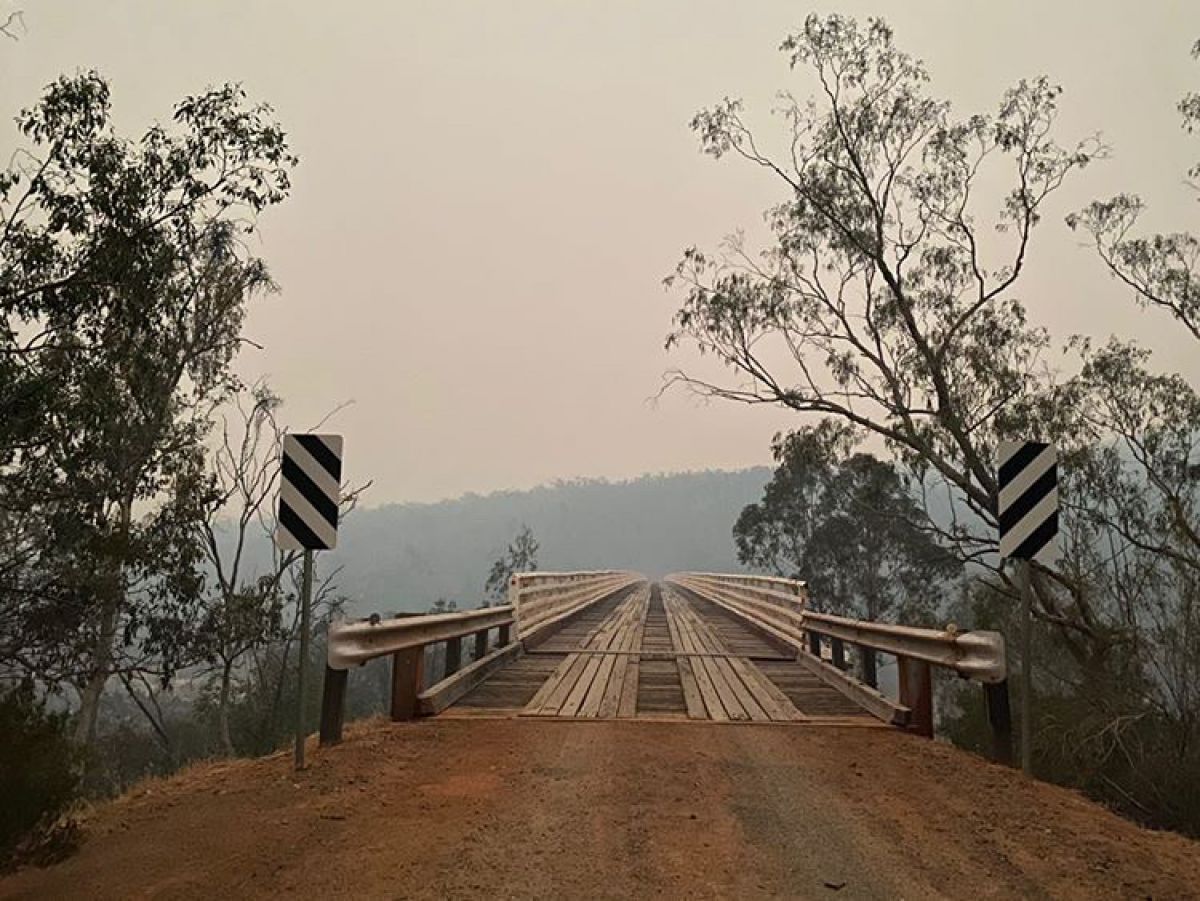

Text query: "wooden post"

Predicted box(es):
[898, 657, 933, 738]
[861, 647, 878, 688]
[498, 622, 511, 647]
[830, 637, 846, 671]
[390, 646, 424, 721]
[319, 666, 348, 746]
[808, 630, 821, 657]
[473, 628, 489, 661]
[985, 679, 1014, 766]
[445, 636, 462, 678]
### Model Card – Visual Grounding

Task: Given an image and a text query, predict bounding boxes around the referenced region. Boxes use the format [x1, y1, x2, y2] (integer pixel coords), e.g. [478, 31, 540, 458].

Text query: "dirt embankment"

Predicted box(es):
[2, 717, 1198, 900]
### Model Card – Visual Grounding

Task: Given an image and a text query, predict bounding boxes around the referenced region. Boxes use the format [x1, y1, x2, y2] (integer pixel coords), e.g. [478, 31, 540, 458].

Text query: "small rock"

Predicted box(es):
[824, 881, 846, 892]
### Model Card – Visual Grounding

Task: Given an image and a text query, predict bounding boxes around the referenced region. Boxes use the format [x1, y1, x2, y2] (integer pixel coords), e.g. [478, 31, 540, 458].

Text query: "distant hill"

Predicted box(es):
[321, 468, 772, 616]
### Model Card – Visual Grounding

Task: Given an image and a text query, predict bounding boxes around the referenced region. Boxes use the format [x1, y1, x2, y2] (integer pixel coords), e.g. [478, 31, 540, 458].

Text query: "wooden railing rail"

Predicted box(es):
[510, 571, 643, 640]
[666, 572, 1012, 765]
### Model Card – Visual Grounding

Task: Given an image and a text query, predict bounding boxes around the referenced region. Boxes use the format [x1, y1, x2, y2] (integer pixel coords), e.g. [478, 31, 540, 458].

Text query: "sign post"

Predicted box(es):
[997, 440, 1059, 776]
[276, 433, 344, 771]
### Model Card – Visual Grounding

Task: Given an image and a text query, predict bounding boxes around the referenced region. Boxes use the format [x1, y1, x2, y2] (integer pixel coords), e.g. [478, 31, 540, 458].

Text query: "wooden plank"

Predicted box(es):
[600, 590, 645, 717]
[682, 602, 772, 722]
[667, 588, 799, 722]
[792, 650, 909, 725]
[678, 602, 753, 721]
[615, 591, 650, 718]
[664, 591, 728, 721]
[573, 592, 644, 716]
[579, 651, 620, 717]
[418, 642, 522, 715]
[674, 656, 707, 719]
[548, 591, 639, 717]
[523, 590, 639, 715]
[558, 653, 606, 716]
[523, 652, 588, 715]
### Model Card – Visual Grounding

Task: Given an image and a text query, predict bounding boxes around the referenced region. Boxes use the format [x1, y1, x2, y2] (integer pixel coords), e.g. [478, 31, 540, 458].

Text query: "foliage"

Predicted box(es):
[735, 420, 961, 625]
[0, 680, 82, 864]
[1067, 38, 1198, 338]
[667, 14, 1096, 571]
[0, 72, 299, 750]
[484, 524, 539, 601]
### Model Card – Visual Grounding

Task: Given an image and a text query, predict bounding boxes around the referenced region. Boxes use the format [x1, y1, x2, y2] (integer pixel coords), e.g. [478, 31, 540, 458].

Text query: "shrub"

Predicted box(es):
[0, 680, 82, 866]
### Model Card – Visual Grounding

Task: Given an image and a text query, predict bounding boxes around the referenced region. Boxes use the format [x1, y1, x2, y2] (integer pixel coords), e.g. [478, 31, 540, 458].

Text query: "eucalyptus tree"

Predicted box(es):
[665, 14, 1100, 649]
[734, 420, 961, 685]
[1067, 39, 1199, 341]
[0, 72, 298, 747]
[485, 525, 539, 603]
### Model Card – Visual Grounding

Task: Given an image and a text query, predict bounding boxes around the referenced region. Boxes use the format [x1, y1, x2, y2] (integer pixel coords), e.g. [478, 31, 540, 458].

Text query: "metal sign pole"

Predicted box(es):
[295, 548, 314, 770]
[1018, 558, 1032, 775]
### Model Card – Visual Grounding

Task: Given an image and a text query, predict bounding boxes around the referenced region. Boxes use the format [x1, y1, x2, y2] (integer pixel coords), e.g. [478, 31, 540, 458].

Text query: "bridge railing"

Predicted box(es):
[317, 570, 643, 745]
[510, 570, 643, 641]
[666, 572, 1012, 764]
[319, 605, 517, 745]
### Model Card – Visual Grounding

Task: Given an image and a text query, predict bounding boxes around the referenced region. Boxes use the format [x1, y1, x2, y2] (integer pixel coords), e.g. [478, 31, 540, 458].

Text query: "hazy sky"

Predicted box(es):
[3, 1, 1198, 505]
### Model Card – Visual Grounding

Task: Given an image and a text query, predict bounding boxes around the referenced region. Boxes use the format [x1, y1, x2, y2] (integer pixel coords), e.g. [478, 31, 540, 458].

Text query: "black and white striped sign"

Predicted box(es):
[997, 440, 1058, 564]
[276, 434, 343, 551]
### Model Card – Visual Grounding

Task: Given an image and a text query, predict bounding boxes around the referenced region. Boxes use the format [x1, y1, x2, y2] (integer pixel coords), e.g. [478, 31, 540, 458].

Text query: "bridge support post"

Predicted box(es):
[498, 623, 511, 647]
[390, 647, 425, 721]
[445, 637, 462, 678]
[898, 658, 933, 738]
[860, 648, 878, 688]
[473, 628, 489, 661]
[807, 630, 821, 658]
[984, 679, 1014, 766]
[830, 638, 847, 671]
[319, 666, 348, 746]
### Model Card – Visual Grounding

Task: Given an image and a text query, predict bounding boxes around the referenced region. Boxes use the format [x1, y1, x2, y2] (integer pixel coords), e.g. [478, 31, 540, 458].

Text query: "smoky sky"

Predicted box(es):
[2, 1, 1197, 505]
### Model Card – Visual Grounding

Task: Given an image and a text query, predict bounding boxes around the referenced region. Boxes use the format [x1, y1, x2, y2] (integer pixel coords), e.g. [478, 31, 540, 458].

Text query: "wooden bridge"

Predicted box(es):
[318, 572, 1012, 759]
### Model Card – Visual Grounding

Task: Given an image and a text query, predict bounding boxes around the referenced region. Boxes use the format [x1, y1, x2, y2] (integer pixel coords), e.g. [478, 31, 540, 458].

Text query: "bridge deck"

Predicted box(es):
[447, 583, 877, 723]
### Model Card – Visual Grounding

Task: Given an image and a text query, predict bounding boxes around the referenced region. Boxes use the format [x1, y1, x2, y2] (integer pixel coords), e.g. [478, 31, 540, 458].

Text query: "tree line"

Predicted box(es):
[673, 15, 1200, 835]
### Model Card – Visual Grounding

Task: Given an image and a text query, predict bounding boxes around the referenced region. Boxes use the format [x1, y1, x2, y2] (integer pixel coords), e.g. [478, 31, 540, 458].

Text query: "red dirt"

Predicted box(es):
[2, 717, 1198, 900]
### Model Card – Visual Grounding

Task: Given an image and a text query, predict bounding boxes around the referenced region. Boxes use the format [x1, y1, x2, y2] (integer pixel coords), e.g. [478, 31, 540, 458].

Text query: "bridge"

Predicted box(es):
[9, 572, 1199, 900]
[317, 571, 1012, 761]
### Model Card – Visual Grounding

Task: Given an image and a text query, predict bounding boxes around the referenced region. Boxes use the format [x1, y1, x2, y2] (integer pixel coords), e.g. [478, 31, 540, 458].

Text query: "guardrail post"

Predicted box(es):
[984, 679, 1014, 766]
[830, 637, 846, 670]
[860, 648, 878, 688]
[807, 630, 821, 657]
[898, 657, 933, 738]
[390, 647, 424, 721]
[473, 628, 489, 661]
[445, 636, 462, 677]
[498, 622, 511, 647]
[319, 666, 348, 746]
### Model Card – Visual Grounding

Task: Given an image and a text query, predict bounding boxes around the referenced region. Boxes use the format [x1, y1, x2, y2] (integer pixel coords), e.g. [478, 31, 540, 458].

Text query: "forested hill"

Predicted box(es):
[323, 468, 772, 615]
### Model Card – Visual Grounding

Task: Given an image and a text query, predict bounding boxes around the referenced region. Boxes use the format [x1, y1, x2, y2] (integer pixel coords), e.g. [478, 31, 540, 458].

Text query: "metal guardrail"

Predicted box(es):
[327, 606, 515, 670]
[318, 570, 643, 746]
[667, 572, 1013, 764]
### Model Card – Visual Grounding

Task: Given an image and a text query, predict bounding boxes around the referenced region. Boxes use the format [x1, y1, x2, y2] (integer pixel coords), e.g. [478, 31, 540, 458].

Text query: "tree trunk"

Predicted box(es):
[74, 493, 134, 751]
[218, 658, 235, 757]
[74, 601, 118, 748]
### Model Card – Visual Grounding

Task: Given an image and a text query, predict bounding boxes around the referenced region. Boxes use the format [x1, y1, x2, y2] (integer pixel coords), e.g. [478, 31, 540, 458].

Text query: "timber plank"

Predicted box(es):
[600, 590, 645, 717]
[680, 603, 770, 722]
[665, 591, 729, 721]
[615, 591, 650, 718]
[680, 606, 751, 721]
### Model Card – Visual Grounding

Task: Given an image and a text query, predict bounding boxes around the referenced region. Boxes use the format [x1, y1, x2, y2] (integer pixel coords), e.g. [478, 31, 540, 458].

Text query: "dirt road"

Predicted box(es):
[3, 717, 1198, 900]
